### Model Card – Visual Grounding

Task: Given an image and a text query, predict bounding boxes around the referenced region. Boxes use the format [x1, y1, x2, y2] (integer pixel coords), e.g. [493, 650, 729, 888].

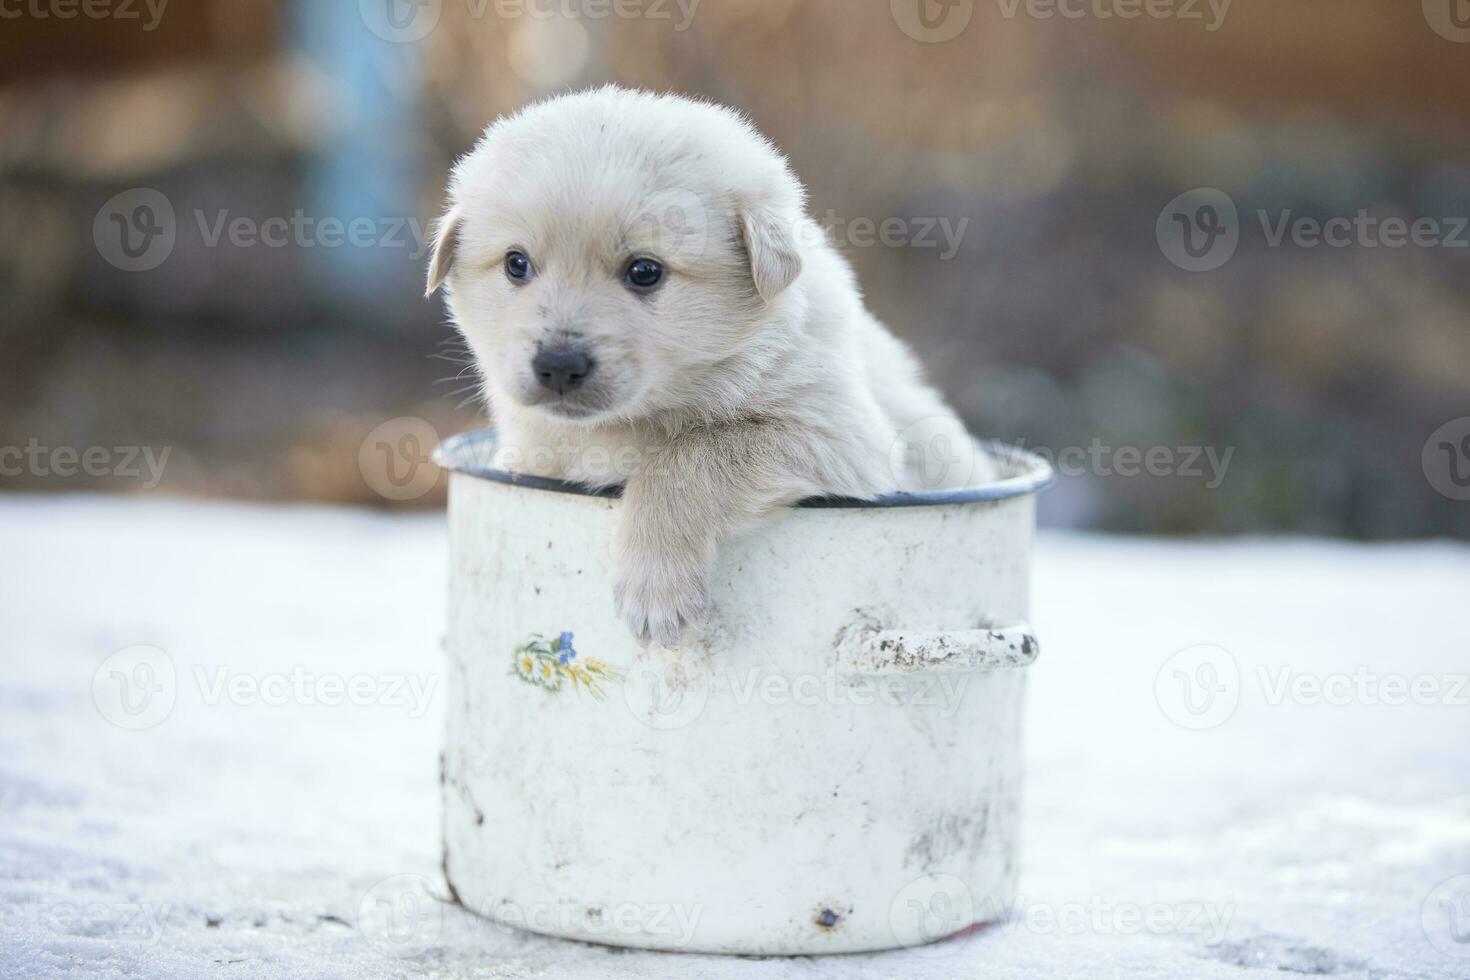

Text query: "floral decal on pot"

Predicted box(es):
[512, 632, 623, 699]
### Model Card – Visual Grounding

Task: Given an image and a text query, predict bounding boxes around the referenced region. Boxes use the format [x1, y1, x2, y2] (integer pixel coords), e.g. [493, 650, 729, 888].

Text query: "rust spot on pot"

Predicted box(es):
[813, 905, 849, 930]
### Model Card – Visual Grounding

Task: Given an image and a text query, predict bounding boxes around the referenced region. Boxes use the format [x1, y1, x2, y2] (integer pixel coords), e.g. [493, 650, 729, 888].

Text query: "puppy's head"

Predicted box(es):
[427, 87, 805, 424]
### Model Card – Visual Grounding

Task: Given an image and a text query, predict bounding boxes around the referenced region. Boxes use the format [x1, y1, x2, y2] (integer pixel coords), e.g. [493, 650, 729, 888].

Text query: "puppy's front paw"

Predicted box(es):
[613, 558, 709, 648]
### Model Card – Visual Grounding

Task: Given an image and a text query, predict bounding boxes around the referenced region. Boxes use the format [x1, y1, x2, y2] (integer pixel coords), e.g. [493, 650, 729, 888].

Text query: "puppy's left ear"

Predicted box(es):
[740, 206, 802, 302]
[425, 208, 462, 297]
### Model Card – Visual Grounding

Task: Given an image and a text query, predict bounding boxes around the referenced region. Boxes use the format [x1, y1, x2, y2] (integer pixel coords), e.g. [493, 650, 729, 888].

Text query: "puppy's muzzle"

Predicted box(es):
[533, 348, 595, 395]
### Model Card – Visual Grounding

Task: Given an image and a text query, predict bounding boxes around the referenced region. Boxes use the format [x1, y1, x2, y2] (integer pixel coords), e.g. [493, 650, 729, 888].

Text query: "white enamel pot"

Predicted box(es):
[435, 429, 1054, 955]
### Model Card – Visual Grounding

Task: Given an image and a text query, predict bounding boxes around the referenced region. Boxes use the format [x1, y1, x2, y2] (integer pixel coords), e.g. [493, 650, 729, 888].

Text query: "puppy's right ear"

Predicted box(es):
[425, 208, 462, 297]
[740, 205, 802, 303]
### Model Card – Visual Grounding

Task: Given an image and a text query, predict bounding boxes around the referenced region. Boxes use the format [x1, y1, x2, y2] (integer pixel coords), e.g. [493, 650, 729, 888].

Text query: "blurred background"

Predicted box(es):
[2, 0, 1467, 536]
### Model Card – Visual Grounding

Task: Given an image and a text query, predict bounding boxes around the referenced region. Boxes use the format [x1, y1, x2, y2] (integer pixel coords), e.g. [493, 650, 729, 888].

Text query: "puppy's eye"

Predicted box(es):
[624, 258, 664, 291]
[505, 251, 534, 282]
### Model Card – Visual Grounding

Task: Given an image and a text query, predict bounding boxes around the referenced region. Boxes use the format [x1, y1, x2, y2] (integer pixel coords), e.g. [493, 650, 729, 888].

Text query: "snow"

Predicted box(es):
[2, 495, 1468, 979]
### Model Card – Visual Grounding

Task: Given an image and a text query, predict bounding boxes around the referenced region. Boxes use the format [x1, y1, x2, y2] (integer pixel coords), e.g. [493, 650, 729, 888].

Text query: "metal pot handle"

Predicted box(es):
[831, 623, 1039, 675]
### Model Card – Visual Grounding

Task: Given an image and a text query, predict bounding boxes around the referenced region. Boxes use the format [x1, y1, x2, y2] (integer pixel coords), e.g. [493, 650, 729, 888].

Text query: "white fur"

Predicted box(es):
[428, 86, 982, 647]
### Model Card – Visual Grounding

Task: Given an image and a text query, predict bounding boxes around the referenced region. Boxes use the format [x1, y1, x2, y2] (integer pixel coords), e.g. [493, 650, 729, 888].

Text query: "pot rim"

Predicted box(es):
[434, 428, 1054, 508]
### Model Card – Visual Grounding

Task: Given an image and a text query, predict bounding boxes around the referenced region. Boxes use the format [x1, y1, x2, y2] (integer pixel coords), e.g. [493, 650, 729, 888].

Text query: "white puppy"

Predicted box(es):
[427, 86, 984, 647]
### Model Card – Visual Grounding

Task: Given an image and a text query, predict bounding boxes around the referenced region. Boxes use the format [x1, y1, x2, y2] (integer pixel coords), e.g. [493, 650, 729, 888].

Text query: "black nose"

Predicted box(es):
[533, 348, 594, 393]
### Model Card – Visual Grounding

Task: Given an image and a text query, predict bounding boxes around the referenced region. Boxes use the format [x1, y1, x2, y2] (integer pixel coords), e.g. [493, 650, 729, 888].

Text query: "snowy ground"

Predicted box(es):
[2, 495, 1468, 979]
